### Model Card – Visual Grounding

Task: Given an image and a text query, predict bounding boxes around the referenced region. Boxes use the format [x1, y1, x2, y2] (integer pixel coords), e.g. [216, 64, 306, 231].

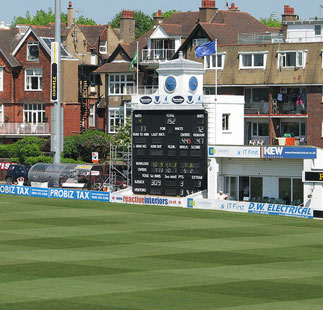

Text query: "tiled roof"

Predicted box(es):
[158, 24, 183, 37]
[0, 29, 22, 67]
[94, 62, 133, 74]
[163, 11, 199, 36]
[210, 11, 269, 36]
[78, 25, 106, 47]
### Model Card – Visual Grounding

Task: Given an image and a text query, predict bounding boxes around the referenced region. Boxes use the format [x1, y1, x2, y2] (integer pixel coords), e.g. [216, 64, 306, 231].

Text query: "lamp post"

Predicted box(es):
[51, 0, 62, 164]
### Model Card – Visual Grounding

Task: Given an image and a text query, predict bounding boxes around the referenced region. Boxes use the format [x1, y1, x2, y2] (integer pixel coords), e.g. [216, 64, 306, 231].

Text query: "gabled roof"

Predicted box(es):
[163, 11, 200, 37]
[78, 25, 106, 47]
[155, 24, 183, 37]
[12, 27, 51, 57]
[175, 10, 272, 56]
[0, 28, 22, 67]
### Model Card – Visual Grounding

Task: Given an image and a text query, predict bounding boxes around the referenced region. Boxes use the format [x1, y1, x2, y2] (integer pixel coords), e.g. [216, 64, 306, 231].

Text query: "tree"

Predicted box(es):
[110, 119, 131, 148]
[260, 17, 282, 28]
[63, 130, 110, 163]
[110, 10, 153, 38]
[11, 9, 96, 27]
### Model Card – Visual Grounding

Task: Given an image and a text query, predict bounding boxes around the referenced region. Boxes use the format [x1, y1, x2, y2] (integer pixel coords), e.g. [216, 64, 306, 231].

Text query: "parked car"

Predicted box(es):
[5, 164, 31, 185]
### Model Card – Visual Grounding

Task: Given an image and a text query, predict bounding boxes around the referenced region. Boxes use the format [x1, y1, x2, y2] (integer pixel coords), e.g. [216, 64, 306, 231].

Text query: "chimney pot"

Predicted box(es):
[69, 1, 72, 8]
[202, 0, 216, 8]
[122, 10, 133, 18]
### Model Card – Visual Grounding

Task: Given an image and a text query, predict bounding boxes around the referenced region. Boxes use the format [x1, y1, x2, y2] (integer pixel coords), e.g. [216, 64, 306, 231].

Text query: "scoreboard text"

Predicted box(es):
[132, 110, 207, 196]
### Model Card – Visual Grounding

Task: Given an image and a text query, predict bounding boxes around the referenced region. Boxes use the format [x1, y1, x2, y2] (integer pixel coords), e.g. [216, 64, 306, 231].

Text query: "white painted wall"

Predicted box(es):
[287, 24, 323, 43]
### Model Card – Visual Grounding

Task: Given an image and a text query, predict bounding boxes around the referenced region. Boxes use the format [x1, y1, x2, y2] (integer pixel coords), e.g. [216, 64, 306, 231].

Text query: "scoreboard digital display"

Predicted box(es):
[132, 109, 207, 196]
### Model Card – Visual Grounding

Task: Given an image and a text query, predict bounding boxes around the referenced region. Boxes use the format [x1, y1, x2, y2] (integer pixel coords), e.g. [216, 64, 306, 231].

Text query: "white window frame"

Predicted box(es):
[108, 74, 135, 95]
[25, 68, 42, 91]
[0, 67, 3, 92]
[204, 53, 226, 70]
[278, 51, 307, 69]
[222, 113, 230, 131]
[23, 104, 45, 124]
[89, 104, 95, 127]
[123, 101, 132, 123]
[108, 107, 121, 133]
[99, 40, 107, 54]
[0, 104, 3, 124]
[27, 42, 39, 61]
[239, 52, 267, 69]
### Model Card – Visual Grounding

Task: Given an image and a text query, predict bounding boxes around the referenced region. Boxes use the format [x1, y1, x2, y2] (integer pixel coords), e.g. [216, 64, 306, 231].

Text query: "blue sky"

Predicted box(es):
[1, 0, 323, 26]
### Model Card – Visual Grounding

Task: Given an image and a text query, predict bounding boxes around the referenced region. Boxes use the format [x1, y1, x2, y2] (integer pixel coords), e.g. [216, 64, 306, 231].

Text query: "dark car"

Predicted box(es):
[5, 164, 31, 185]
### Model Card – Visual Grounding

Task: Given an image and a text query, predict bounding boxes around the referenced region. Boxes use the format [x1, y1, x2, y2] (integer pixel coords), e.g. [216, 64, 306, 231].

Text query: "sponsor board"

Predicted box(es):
[0, 162, 14, 170]
[261, 147, 317, 159]
[0, 185, 110, 202]
[248, 202, 313, 218]
[209, 146, 261, 158]
[111, 194, 184, 207]
[187, 198, 313, 219]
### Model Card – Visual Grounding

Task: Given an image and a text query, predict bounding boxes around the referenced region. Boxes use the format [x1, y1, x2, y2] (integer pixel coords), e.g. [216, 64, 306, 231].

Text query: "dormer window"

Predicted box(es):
[27, 42, 39, 61]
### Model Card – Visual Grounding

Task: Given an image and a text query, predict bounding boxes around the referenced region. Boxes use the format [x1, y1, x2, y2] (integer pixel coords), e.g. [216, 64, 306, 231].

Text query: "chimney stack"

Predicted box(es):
[199, 0, 217, 23]
[282, 5, 298, 23]
[154, 10, 164, 26]
[67, 1, 73, 27]
[120, 10, 135, 44]
[228, 3, 239, 11]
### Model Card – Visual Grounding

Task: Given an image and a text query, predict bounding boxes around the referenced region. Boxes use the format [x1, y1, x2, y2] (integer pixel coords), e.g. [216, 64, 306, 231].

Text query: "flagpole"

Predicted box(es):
[136, 41, 139, 95]
[215, 39, 218, 102]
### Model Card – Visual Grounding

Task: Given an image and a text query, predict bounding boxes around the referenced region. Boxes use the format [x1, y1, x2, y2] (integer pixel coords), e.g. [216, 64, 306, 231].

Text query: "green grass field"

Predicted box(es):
[1, 195, 323, 309]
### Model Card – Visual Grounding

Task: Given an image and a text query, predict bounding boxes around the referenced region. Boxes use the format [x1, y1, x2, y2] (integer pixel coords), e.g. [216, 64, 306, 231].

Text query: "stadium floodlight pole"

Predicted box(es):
[53, 0, 62, 164]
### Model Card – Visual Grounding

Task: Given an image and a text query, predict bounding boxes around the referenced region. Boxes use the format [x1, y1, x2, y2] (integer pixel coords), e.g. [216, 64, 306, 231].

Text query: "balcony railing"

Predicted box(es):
[141, 49, 175, 62]
[0, 123, 50, 135]
[245, 102, 269, 114]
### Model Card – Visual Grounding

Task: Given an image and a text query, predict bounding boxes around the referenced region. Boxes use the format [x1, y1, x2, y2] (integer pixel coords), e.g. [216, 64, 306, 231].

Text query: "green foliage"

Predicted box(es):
[61, 157, 85, 164]
[0, 137, 48, 164]
[152, 10, 178, 20]
[24, 155, 53, 165]
[111, 119, 131, 147]
[110, 10, 153, 38]
[260, 17, 282, 28]
[77, 15, 96, 25]
[63, 130, 110, 163]
[12, 9, 96, 27]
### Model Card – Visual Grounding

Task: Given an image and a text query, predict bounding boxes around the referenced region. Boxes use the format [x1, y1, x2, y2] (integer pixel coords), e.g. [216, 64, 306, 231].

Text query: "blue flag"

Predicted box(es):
[195, 41, 216, 58]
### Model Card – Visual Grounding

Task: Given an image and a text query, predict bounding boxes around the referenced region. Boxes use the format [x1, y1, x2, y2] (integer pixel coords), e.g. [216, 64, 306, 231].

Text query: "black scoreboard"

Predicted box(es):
[132, 109, 207, 197]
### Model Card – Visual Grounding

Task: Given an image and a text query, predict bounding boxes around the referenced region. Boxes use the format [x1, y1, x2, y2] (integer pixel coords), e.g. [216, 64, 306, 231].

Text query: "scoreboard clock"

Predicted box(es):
[132, 109, 207, 197]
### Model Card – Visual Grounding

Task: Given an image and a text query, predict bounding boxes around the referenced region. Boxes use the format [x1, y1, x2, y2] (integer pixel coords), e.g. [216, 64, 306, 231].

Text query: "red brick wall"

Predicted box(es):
[0, 54, 13, 103]
[306, 86, 323, 147]
[63, 104, 81, 136]
[14, 33, 51, 103]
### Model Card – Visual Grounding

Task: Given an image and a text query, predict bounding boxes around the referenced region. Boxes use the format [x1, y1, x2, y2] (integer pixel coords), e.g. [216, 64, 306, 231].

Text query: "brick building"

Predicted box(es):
[0, 26, 79, 143]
